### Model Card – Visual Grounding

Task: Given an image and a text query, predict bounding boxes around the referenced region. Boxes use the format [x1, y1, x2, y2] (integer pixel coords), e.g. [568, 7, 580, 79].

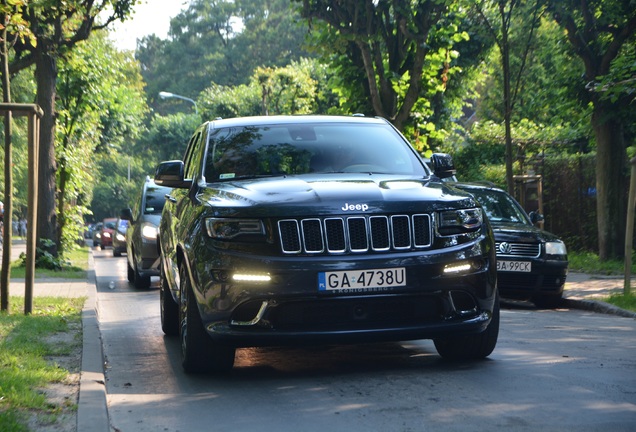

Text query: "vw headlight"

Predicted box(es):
[546, 241, 567, 255]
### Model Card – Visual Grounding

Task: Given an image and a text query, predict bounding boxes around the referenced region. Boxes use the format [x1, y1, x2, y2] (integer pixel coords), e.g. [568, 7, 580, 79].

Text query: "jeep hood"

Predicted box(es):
[199, 174, 475, 217]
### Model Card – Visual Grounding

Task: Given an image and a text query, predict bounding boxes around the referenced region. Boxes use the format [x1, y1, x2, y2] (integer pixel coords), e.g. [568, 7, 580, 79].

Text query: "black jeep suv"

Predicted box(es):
[155, 115, 499, 373]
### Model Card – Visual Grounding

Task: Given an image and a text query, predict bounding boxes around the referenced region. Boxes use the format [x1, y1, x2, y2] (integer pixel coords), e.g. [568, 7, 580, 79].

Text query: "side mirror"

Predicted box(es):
[155, 160, 192, 188]
[430, 153, 457, 179]
[528, 211, 545, 224]
[120, 208, 133, 222]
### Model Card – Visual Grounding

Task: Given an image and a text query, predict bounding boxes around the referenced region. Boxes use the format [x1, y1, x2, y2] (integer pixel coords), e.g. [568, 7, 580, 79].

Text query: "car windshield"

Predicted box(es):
[204, 122, 427, 181]
[104, 221, 117, 229]
[464, 188, 529, 224]
[144, 186, 171, 214]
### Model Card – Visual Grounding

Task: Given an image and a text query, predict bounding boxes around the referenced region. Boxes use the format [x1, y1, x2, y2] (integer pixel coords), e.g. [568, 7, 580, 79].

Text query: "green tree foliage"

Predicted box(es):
[294, 0, 471, 135]
[6, 0, 137, 259]
[134, 113, 201, 168]
[475, 14, 590, 145]
[199, 58, 334, 118]
[546, 0, 636, 260]
[470, 0, 545, 194]
[137, 0, 312, 114]
[57, 32, 147, 251]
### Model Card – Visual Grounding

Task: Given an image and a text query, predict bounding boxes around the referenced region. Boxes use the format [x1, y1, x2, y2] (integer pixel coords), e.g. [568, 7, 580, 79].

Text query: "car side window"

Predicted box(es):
[132, 185, 143, 219]
[183, 131, 202, 180]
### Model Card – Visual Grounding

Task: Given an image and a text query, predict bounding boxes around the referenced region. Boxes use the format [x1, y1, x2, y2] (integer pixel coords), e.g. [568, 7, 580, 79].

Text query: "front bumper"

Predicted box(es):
[184, 236, 497, 347]
[497, 259, 568, 300]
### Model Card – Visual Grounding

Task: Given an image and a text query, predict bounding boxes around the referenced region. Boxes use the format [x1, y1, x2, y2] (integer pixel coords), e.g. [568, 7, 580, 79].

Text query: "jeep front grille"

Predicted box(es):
[278, 214, 432, 254]
[495, 242, 540, 258]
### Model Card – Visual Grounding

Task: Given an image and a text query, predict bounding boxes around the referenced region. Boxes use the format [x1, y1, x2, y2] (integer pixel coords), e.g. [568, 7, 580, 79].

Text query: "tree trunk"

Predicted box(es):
[1, 20, 11, 312]
[34, 48, 58, 258]
[57, 164, 68, 255]
[594, 100, 627, 261]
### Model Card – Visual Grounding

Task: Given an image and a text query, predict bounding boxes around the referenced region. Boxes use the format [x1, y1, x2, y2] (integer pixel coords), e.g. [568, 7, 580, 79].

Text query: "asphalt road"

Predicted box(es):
[93, 248, 636, 432]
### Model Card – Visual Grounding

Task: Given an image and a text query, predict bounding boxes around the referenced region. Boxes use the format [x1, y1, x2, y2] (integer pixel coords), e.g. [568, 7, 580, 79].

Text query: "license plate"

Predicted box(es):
[319, 267, 406, 292]
[497, 260, 531, 272]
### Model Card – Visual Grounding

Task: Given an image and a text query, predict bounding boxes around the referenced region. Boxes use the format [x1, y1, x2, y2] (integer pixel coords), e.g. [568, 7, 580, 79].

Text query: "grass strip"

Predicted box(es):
[0, 296, 85, 431]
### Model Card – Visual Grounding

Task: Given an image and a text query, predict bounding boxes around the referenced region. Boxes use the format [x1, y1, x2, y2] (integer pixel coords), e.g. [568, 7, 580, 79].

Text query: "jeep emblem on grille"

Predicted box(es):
[499, 242, 512, 254]
[342, 203, 369, 212]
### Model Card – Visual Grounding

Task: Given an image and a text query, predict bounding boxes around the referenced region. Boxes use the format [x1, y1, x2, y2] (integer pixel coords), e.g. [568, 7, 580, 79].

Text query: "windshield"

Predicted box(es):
[104, 221, 117, 229]
[464, 188, 529, 224]
[203, 122, 427, 181]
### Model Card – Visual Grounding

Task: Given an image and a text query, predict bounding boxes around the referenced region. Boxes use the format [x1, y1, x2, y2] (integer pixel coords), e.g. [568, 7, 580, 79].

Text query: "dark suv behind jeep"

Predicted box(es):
[155, 115, 498, 373]
[121, 177, 172, 288]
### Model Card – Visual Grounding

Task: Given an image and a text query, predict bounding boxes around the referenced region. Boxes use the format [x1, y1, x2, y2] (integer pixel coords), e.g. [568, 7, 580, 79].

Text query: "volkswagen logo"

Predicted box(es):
[499, 242, 512, 254]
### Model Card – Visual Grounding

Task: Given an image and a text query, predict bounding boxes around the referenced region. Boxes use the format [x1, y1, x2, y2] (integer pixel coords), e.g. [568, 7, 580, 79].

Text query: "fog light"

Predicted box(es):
[444, 262, 472, 274]
[211, 270, 230, 282]
[232, 273, 271, 282]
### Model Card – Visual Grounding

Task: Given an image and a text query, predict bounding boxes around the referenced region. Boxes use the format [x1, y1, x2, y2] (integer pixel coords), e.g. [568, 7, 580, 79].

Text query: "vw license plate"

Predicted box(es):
[319, 267, 406, 292]
[497, 260, 531, 272]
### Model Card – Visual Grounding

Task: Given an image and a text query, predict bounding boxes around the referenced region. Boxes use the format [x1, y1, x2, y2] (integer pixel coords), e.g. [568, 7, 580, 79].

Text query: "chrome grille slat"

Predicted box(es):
[495, 242, 540, 258]
[278, 214, 432, 254]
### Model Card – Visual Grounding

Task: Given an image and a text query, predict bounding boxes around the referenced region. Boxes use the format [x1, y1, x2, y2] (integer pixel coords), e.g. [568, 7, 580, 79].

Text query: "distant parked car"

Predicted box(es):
[121, 177, 172, 289]
[112, 218, 129, 257]
[97, 218, 117, 250]
[91, 222, 103, 247]
[84, 223, 95, 239]
[453, 182, 568, 308]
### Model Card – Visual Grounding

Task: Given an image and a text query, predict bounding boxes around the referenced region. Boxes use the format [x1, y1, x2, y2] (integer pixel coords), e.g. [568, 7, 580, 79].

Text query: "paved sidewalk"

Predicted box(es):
[3, 239, 88, 298]
[563, 272, 636, 318]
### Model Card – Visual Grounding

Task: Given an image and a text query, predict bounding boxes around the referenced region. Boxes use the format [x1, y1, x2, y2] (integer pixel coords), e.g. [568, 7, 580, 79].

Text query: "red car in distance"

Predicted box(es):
[95, 218, 117, 249]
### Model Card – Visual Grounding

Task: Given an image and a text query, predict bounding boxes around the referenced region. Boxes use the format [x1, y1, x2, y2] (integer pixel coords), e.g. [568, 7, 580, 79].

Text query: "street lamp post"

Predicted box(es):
[158, 91, 198, 115]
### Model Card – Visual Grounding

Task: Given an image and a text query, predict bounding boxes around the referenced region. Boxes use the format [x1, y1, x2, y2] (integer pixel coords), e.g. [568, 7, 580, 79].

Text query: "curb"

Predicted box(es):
[77, 252, 110, 432]
[563, 297, 636, 319]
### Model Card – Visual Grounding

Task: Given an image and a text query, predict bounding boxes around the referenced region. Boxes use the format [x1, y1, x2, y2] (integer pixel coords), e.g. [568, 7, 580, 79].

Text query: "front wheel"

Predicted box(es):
[126, 259, 134, 283]
[179, 264, 235, 374]
[434, 293, 500, 361]
[160, 264, 179, 336]
[133, 257, 151, 289]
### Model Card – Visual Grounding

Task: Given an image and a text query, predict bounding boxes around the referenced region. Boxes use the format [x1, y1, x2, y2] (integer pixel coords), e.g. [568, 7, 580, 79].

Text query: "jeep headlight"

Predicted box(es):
[141, 223, 158, 240]
[115, 233, 126, 242]
[438, 208, 483, 235]
[546, 241, 567, 255]
[205, 218, 265, 240]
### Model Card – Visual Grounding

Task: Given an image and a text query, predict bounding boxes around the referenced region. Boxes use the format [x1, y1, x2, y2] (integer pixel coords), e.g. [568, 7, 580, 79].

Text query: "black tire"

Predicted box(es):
[532, 293, 563, 309]
[127, 260, 135, 283]
[160, 264, 179, 336]
[179, 264, 235, 374]
[113, 249, 122, 257]
[133, 258, 151, 289]
[434, 293, 500, 361]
